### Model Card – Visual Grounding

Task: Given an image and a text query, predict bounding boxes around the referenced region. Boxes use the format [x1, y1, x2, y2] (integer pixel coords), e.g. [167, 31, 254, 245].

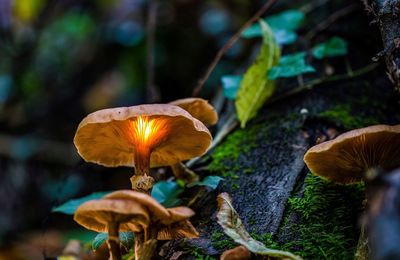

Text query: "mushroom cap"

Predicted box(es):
[166, 207, 195, 224]
[73, 199, 149, 233]
[221, 246, 251, 260]
[304, 124, 400, 183]
[103, 190, 170, 222]
[73, 104, 212, 167]
[157, 220, 199, 240]
[169, 98, 218, 126]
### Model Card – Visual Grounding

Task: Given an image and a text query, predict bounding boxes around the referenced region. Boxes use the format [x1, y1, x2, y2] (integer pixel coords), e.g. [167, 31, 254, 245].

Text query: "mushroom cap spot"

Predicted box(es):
[169, 98, 218, 126]
[73, 199, 149, 232]
[304, 124, 400, 184]
[103, 190, 170, 221]
[73, 104, 212, 167]
[157, 220, 199, 240]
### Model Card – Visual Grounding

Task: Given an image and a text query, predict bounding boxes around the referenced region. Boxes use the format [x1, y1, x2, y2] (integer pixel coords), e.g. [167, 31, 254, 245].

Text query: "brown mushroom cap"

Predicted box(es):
[157, 220, 199, 240]
[103, 190, 170, 221]
[73, 104, 212, 167]
[73, 198, 149, 233]
[304, 124, 400, 183]
[221, 246, 251, 260]
[169, 98, 218, 126]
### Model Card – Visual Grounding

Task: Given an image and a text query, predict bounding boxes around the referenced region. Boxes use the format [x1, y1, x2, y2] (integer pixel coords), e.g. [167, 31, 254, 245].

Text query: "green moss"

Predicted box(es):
[210, 231, 236, 250]
[318, 104, 379, 129]
[274, 173, 365, 259]
[185, 246, 216, 260]
[208, 125, 259, 174]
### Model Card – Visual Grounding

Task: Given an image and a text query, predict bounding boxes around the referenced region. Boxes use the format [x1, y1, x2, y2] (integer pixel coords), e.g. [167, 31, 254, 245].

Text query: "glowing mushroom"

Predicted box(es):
[169, 98, 218, 182]
[304, 124, 400, 184]
[104, 190, 198, 260]
[74, 104, 212, 192]
[74, 197, 150, 260]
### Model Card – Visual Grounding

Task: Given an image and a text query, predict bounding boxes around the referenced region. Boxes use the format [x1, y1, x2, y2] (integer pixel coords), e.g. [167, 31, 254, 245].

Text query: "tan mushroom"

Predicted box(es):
[221, 246, 251, 260]
[104, 190, 198, 260]
[74, 104, 212, 192]
[304, 124, 400, 184]
[169, 98, 218, 126]
[169, 98, 218, 182]
[303, 124, 400, 259]
[74, 197, 149, 260]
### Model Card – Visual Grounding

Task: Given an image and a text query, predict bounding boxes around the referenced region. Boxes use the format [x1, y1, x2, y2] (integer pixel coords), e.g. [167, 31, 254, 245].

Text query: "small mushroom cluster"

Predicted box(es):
[72, 98, 217, 259]
[303, 124, 400, 258]
[74, 190, 198, 260]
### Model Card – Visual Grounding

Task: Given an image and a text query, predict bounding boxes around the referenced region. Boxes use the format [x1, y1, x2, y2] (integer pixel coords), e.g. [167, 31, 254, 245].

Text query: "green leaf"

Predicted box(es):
[52, 191, 112, 215]
[268, 52, 315, 80]
[217, 193, 302, 260]
[151, 181, 183, 207]
[312, 37, 348, 59]
[242, 24, 297, 45]
[221, 75, 243, 100]
[92, 232, 134, 250]
[265, 10, 304, 31]
[187, 176, 224, 189]
[236, 20, 280, 128]
[242, 10, 304, 45]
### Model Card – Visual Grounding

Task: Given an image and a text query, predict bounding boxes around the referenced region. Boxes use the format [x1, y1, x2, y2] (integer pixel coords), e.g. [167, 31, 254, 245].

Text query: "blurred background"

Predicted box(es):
[0, 0, 265, 256]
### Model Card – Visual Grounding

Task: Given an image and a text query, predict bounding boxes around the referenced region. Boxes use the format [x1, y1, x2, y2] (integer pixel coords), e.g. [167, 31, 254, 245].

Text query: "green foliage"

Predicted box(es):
[221, 75, 242, 100]
[211, 231, 236, 250]
[151, 181, 183, 207]
[52, 191, 111, 215]
[318, 104, 379, 129]
[242, 10, 304, 45]
[236, 20, 280, 128]
[35, 11, 95, 72]
[92, 232, 134, 250]
[268, 52, 315, 79]
[312, 37, 348, 59]
[187, 176, 224, 189]
[279, 174, 364, 259]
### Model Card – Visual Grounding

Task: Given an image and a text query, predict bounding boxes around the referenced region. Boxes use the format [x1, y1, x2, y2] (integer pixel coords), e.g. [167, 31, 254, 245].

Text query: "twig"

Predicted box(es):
[192, 0, 279, 96]
[267, 62, 379, 105]
[186, 113, 238, 168]
[146, 0, 160, 102]
[305, 4, 359, 40]
[300, 0, 331, 14]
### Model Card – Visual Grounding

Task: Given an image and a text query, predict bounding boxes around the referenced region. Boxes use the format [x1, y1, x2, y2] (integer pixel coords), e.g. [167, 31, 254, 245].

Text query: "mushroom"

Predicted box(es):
[103, 190, 198, 260]
[73, 104, 212, 193]
[74, 197, 150, 260]
[168, 98, 218, 182]
[304, 124, 400, 184]
[303, 124, 400, 259]
[221, 245, 252, 260]
[169, 98, 218, 126]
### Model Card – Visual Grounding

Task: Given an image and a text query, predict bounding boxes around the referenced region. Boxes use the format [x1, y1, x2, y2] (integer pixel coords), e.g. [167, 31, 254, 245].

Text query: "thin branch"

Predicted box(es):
[267, 62, 379, 105]
[192, 0, 279, 96]
[305, 4, 359, 40]
[146, 0, 160, 102]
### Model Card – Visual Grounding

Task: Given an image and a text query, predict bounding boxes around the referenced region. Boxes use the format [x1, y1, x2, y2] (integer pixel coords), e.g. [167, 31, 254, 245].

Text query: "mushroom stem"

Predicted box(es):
[134, 232, 158, 260]
[131, 146, 155, 193]
[171, 162, 199, 183]
[107, 221, 121, 260]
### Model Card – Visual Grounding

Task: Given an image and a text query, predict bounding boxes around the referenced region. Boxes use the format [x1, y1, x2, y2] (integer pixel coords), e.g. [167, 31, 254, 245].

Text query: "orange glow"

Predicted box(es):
[131, 116, 168, 149]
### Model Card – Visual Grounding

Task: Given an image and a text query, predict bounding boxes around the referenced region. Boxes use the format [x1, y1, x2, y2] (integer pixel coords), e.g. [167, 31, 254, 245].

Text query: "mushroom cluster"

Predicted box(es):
[74, 190, 198, 260]
[74, 103, 212, 192]
[71, 100, 216, 259]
